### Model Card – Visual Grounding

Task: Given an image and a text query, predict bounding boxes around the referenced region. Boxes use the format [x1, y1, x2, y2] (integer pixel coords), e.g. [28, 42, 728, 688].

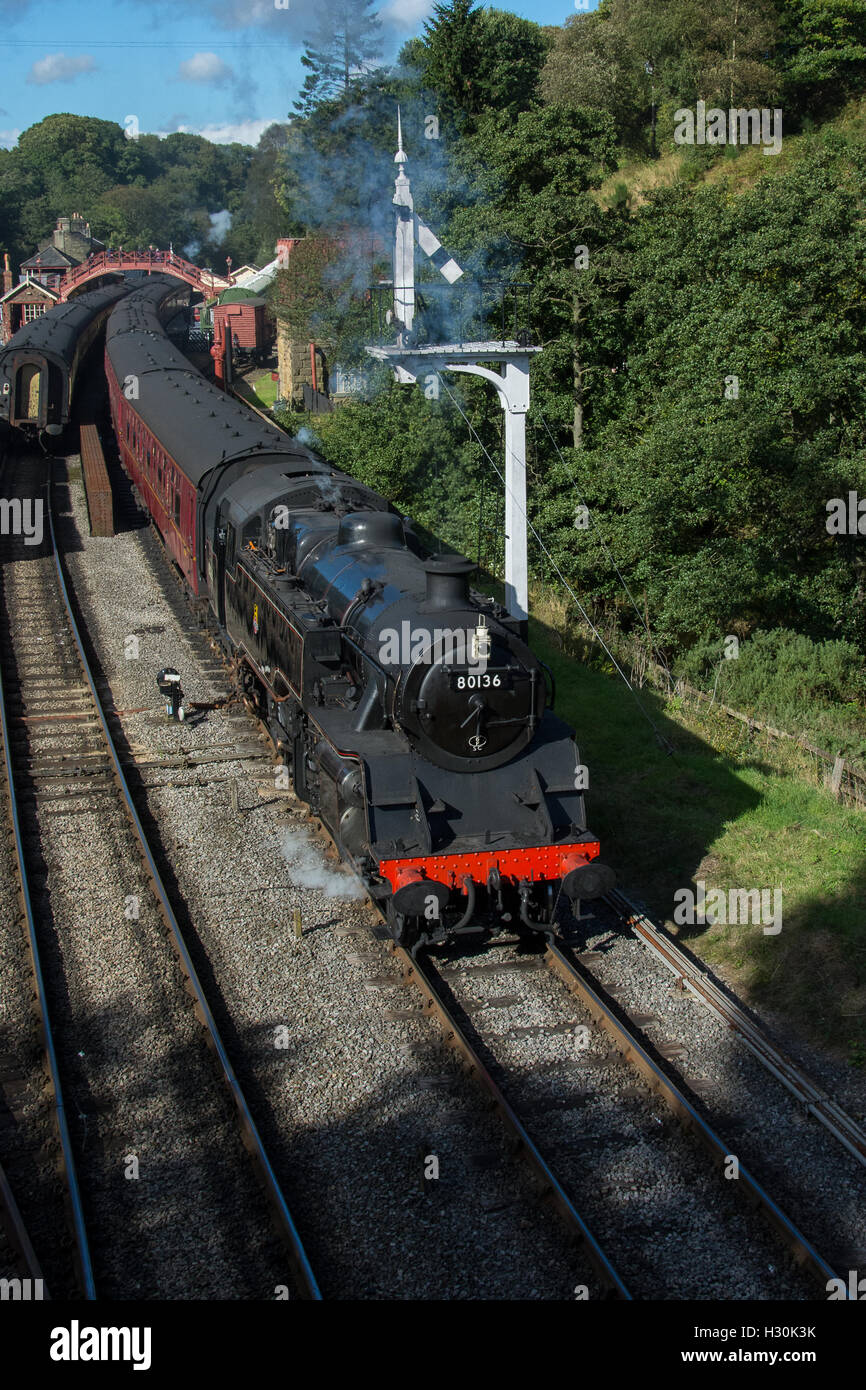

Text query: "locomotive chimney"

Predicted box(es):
[423, 555, 475, 609]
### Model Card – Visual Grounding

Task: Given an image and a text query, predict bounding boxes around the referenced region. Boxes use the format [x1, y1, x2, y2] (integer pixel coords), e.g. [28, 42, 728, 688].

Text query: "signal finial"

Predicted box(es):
[395, 105, 407, 165]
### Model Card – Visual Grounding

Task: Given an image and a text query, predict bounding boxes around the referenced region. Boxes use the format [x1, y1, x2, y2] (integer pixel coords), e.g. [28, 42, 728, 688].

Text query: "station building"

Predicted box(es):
[0, 215, 106, 344]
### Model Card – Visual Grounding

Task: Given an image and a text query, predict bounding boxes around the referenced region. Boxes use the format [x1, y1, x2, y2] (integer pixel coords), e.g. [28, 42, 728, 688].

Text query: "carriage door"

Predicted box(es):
[215, 502, 231, 628]
[14, 363, 41, 424]
[46, 364, 64, 429]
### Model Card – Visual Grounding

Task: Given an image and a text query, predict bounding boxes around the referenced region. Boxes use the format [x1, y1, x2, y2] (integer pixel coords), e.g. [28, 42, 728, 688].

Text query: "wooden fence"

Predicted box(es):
[560, 616, 866, 810]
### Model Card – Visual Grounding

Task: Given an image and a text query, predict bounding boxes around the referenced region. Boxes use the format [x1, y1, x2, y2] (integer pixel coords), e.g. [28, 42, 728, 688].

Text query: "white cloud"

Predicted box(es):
[153, 118, 281, 146]
[0, 128, 21, 149]
[26, 53, 98, 86]
[177, 52, 235, 85]
[379, 0, 434, 30]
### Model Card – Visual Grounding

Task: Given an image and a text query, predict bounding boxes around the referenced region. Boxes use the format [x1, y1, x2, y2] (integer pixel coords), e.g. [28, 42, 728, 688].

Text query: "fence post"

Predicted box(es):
[830, 755, 845, 799]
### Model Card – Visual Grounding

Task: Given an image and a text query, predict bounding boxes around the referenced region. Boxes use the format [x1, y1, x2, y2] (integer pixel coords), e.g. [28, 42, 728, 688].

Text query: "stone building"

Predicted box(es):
[46, 214, 105, 264]
[276, 319, 329, 409]
[0, 214, 106, 344]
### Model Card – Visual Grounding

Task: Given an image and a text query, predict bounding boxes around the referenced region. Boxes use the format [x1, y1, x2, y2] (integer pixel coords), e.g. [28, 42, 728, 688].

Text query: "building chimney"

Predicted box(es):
[276, 237, 300, 269]
[2, 253, 12, 295]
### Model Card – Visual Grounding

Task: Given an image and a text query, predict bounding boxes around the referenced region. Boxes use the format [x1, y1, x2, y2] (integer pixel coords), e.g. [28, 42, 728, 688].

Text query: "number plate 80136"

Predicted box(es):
[447, 668, 515, 692]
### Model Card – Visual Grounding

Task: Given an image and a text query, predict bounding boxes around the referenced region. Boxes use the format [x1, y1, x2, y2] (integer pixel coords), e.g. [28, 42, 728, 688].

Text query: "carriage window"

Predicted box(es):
[174, 490, 181, 525]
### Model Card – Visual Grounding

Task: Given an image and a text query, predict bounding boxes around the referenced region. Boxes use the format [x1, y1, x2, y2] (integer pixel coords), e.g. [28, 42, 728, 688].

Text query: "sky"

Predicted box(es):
[0, 0, 597, 149]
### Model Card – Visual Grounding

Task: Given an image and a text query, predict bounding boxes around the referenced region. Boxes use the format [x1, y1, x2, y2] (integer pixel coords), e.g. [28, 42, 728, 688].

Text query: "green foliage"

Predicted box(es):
[415, 0, 552, 128]
[269, 237, 372, 362]
[780, 1, 866, 115]
[0, 115, 283, 274]
[542, 0, 781, 150]
[677, 629, 866, 758]
[567, 136, 866, 662]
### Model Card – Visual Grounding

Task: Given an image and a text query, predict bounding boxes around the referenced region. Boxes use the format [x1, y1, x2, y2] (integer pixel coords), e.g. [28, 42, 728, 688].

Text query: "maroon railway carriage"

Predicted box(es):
[104, 278, 201, 589]
[109, 379, 199, 587]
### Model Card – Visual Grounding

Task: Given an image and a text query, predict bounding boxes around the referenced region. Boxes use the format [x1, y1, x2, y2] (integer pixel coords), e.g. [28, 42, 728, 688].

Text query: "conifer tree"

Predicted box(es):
[293, 0, 383, 116]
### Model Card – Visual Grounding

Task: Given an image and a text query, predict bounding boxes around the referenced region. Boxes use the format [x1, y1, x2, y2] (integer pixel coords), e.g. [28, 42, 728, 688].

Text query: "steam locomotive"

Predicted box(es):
[105, 278, 613, 950]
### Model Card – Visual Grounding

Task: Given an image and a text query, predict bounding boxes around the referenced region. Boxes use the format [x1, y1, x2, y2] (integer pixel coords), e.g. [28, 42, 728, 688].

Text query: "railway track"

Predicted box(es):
[390, 944, 632, 1297]
[389, 935, 844, 1299]
[605, 888, 866, 1171]
[0, 451, 320, 1299]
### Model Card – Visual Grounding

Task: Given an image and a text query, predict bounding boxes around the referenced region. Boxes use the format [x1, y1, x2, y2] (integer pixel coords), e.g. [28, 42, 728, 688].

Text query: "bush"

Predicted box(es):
[676, 628, 866, 762]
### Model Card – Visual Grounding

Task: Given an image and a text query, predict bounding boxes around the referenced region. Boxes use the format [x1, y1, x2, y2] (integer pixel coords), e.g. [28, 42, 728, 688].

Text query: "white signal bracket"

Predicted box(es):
[366, 341, 539, 623]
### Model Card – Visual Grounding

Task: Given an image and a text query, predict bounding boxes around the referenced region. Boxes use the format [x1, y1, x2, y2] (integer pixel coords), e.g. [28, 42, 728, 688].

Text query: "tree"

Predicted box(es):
[417, 0, 483, 120]
[293, 0, 383, 116]
[571, 137, 866, 653]
[15, 114, 144, 211]
[541, 0, 781, 151]
[414, 1, 552, 126]
[541, 11, 647, 145]
[444, 104, 618, 453]
[779, 0, 866, 116]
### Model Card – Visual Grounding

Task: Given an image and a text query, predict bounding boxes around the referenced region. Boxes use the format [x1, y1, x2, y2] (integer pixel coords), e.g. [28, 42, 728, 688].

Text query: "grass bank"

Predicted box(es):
[530, 615, 866, 1066]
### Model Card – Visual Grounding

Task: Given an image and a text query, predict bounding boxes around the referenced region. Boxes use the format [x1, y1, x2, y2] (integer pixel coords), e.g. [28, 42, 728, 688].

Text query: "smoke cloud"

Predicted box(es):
[209, 209, 233, 243]
[280, 827, 366, 900]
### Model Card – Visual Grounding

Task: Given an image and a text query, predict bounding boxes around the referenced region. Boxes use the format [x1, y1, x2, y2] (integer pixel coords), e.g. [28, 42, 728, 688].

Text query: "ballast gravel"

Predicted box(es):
[570, 899, 866, 1280]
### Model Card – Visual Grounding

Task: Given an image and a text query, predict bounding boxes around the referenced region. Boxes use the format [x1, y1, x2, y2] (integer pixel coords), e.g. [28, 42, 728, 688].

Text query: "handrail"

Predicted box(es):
[60, 249, 231, 300]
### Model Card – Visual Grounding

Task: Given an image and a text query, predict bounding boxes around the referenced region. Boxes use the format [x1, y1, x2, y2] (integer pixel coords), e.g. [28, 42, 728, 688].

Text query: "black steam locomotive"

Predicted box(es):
[106, 278, 613, 950]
